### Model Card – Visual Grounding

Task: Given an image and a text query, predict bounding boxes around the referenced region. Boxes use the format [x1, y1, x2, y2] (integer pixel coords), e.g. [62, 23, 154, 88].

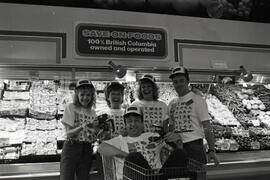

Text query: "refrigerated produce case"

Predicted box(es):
[1, 65, 270, 180]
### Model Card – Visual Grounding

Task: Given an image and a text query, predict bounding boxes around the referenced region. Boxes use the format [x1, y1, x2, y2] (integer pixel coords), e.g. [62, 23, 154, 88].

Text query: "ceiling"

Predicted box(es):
[0, 0, 270, 23]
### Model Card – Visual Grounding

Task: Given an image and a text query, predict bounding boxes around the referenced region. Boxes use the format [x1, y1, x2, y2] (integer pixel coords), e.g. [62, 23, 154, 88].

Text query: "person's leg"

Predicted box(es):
[183, 139, 207, 180]
[76, 143, 93, 180]
[95, 152, 104, 179]
[123, 152, 151, 180]
[60, 141, 81, 180]
[183, 139, 207, 165]
[125, 152, 151, 169]
[162, 148, 188, 168]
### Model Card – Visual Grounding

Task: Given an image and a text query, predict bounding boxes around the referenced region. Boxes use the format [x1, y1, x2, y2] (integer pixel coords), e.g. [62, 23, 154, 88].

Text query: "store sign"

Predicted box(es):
[75, 23, 167, 58]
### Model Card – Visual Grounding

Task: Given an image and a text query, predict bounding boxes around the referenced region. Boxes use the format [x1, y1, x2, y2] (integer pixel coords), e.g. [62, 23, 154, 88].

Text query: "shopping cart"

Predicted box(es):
[102, 154, 206, 180]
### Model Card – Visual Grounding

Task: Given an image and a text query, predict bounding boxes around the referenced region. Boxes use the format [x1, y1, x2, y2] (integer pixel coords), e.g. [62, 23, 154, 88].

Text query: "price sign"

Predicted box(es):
[76, 23, 167, 58]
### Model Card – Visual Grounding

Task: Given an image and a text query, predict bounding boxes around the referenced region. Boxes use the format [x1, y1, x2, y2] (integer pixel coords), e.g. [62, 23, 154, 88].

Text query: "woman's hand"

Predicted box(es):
[65, 125, 83, 138]
[164, 132, 183, 149]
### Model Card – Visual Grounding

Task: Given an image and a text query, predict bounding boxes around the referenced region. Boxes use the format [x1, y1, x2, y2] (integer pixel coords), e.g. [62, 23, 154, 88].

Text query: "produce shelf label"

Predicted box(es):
[75, 23, 167, 59]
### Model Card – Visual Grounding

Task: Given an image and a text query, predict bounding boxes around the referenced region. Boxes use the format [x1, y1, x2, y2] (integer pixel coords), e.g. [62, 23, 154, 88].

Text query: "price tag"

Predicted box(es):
[252, 120, 260, 127]
[251, 141, 260, 150]
[0, 138, 9, 147]
[220, 142, 230, 151]
[230, 143, 239, 151]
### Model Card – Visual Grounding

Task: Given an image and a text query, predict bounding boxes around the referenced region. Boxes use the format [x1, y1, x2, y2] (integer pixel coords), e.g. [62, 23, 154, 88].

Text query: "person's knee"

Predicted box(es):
[125, 152, 145, 163]
[163, 149, 188, 168]
[125, 152, 151, 169]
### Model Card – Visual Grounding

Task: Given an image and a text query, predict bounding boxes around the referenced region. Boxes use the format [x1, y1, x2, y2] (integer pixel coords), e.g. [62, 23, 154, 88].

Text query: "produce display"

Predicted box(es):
[29, 81, 57, 120]
[206, 94, 240, 126]
[253, 85, 270, 111]
[0, 81, 62, 161]
[1, 79, 270, 163]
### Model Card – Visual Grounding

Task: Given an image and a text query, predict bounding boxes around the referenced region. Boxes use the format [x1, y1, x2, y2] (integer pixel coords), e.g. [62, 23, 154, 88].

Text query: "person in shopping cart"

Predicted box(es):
[98, 105, 187, 180]
[168, 66, 220, 166]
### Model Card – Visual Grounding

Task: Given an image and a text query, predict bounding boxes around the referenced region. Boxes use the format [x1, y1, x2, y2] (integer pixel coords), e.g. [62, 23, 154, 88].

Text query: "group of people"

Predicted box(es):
[60, 66, 220, 180]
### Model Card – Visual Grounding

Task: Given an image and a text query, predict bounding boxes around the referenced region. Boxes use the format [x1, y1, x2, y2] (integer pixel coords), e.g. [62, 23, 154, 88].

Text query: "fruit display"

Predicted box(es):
[29, 81, 57, 120]
[212, 124, 238, 138]
[0, 147, 20, 159]
[3, 91, 30, 101]
[215, 138, 240, 152]
[21, 141, 57, 156]
[235, 87, 266, 111]
[211, 84, 251, 125]
[255, 111, 270, 128]
[0, 82, 30, 117]
[0, 100, 29, 117]
[206, 94, 240, 126]
[253, 85, 270, 111]
[1, 79, 270, 163]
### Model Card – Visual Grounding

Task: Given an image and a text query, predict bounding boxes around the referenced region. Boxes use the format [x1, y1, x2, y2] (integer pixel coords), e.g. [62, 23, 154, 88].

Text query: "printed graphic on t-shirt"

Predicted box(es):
[127, 140, 160, 169]
[108, 114, 125, 137]
[143, 106, 164, 132]
[74, 111, 96, 142]
[172, 100, 194, 133]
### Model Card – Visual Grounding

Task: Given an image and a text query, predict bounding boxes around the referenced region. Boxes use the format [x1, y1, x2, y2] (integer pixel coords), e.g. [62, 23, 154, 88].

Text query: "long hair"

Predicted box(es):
[73, 85, 96, 109]
[137, 80, 159, 101]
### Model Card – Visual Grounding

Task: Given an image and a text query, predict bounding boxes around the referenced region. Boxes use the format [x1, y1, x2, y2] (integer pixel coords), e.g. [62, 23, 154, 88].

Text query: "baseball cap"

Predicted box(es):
[139, 74, 156, 83]
[124, 106, 142, 118]
[106, 81, 125, 91]
[169, 66, 188, 79]
[75, 79, 93, 89]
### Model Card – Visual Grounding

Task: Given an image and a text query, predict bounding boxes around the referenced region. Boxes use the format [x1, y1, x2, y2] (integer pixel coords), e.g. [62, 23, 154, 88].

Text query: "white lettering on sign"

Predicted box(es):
[82, 29, 162, 41]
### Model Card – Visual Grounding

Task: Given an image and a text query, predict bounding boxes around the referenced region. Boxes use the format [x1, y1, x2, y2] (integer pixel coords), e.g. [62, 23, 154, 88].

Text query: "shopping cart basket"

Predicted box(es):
[102, 155, 206, 180]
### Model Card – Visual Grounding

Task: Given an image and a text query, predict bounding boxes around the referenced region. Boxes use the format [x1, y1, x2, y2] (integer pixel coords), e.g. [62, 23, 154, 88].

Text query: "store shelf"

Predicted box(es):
[1, 151, 270, 180]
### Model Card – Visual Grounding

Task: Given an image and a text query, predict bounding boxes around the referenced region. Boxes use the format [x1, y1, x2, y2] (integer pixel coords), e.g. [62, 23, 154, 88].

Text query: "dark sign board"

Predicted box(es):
[75, 23, 167, 58]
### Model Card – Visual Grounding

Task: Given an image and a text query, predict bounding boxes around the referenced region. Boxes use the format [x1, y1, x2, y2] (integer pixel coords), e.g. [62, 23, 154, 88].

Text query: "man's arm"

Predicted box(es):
[98, 142, 128, 158]
[202, 120, 219, 165]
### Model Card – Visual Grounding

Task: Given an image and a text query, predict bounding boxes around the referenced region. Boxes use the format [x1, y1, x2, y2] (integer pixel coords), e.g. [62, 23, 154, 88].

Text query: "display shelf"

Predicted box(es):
[1, 80, 270, 166]
[0, 155, 61, 164]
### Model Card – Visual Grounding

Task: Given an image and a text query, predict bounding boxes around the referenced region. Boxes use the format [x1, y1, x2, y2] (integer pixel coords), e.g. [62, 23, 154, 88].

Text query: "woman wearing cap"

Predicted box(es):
[168, 66, 219, 168]
[101, 81, 126, 138]
[60, 79, 98, 180]
[131, 74, 169, 133]
[95, 81, 127, 179]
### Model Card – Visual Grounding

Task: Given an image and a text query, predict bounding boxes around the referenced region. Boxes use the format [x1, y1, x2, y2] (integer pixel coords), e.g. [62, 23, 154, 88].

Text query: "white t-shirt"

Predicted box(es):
[131, 100, 169, 132]
[105, 132, 164, 180]
[99, 108, 125, 138]
[61, 103, 97, 143]
[168, 92, 211, 143]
